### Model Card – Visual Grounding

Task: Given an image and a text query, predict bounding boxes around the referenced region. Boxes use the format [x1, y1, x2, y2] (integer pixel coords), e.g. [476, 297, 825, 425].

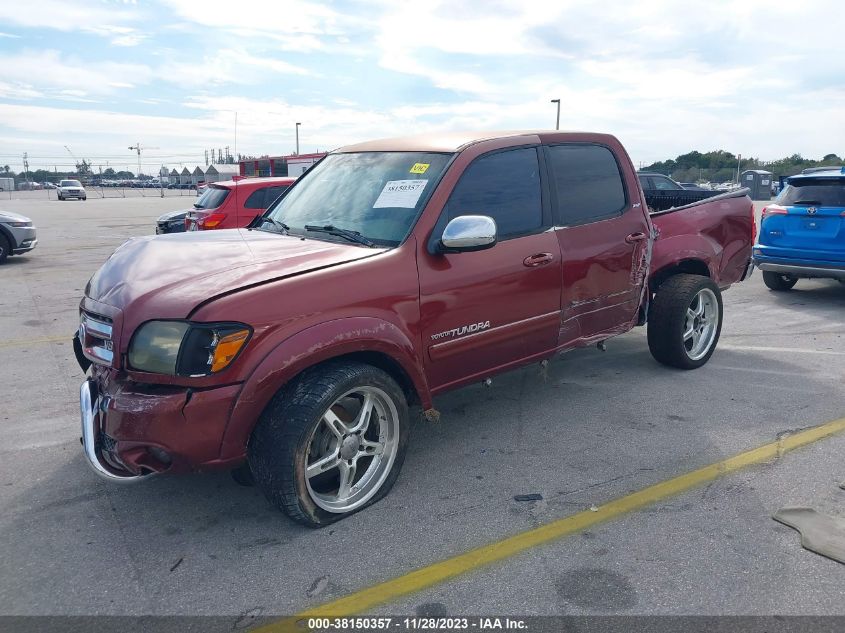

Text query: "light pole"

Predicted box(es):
[550, 99, 560, 130]
[295, 122, 301, 155]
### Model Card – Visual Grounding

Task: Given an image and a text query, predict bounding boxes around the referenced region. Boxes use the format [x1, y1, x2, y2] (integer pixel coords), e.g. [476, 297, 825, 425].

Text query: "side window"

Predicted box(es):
[548, 144, 627, 226]
[653, 176, 681, 191]
[244, 189, 266, 209]
[444, 147, 542, 239]
[264, 186, 289, 207]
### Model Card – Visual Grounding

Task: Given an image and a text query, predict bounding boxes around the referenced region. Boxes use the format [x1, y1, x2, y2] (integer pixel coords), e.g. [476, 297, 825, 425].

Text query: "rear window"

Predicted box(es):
[777, 179, 845, 207]
[194, 186, 229, 210]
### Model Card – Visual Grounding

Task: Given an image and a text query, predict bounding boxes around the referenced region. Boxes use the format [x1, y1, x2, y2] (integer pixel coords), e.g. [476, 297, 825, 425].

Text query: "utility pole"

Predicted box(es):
[550, 99, 561, 130]
[295, 122, 301, 155]
[22, 152, 29, 183]
[736, 154, 742, 184]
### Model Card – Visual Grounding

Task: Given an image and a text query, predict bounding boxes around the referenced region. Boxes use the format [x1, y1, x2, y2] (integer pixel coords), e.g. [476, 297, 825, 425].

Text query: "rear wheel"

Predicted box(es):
[648, 274, 723, 370]
[248, 361, 410, 527]
[762, 271, 798, 291]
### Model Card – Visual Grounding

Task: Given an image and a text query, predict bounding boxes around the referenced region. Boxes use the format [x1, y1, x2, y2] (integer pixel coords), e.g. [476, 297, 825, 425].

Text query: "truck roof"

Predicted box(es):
[336, 130, 610, 154]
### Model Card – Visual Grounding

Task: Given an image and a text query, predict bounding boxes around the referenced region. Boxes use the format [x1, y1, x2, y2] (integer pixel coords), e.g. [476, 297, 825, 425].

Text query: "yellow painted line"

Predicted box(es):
[0, 335, 69, 349]
[258, 416, 845, 631]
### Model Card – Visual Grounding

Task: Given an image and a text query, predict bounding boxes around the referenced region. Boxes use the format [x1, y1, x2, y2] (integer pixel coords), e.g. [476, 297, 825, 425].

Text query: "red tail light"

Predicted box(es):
[751, 203, 757, 243]
[761, 204, 787, 219]
[187, 211, 228, 230]
[200, 212, 227, 229]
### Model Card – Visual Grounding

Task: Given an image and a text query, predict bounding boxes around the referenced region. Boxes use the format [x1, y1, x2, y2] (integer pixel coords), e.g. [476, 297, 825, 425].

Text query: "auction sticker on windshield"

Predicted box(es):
[373, 180, 428, 208]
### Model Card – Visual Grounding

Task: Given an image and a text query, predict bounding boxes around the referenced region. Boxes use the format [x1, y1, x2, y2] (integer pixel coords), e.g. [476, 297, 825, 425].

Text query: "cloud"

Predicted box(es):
[0, 49, 154, 96]
[0, 32, 22, 39]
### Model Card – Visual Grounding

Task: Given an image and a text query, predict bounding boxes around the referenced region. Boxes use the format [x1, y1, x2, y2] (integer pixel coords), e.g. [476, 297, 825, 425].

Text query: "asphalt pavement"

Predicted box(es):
[0, 196, 843, 621]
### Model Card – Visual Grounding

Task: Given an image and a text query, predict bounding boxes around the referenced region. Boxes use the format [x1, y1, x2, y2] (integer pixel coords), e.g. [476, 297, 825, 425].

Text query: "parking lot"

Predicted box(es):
[1, 196, 844, 623]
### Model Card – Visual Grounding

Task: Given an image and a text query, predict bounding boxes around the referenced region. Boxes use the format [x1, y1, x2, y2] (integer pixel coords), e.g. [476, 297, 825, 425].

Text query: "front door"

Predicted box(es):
[417, 146, 562, 392]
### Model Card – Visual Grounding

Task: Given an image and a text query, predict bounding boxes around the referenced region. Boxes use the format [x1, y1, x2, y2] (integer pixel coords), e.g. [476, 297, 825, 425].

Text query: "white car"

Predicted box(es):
[58, 179, 87, 201]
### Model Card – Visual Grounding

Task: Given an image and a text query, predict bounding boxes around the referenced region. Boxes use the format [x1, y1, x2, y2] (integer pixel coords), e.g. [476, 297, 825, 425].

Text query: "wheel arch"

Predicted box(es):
[649, 258, 711, 292]
[219, 317, 430, 461]
[0, 224, 15, 249]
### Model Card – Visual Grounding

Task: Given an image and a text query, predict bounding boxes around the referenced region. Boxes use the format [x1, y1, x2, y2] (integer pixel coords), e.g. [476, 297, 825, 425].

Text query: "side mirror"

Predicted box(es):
[439, 215, 497, 253]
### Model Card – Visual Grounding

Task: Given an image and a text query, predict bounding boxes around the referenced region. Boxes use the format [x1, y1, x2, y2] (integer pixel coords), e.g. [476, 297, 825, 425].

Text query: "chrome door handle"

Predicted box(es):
[523, 253, 554, 267]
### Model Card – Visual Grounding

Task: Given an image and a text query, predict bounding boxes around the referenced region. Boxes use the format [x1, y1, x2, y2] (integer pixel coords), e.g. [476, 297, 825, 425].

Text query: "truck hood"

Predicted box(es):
[85, 229, 385, 317]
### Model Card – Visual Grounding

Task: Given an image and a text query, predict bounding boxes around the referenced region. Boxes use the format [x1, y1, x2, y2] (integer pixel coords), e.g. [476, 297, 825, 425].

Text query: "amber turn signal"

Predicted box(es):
[210, 329, 250, 372]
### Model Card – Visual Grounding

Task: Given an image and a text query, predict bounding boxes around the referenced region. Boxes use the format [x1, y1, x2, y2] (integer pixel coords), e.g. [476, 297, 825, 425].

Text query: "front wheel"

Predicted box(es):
[762, 271, 798, 291]
[248, 361, 410, 527]
[648, 274, 723, 370]
[0, 234, 9, 264]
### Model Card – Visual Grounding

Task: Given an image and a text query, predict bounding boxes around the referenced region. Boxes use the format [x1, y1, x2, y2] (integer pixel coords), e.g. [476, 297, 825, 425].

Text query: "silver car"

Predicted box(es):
[0, 211, 38, 263]
[58, 179, 87, 201]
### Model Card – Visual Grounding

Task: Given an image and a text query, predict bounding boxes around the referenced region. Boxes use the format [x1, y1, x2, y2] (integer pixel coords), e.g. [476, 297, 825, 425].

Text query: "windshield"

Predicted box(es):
[265, 152, 452, 246]
[60, 180, 82, 187]
[776, 179, 845, 207]
[194, 186, 230, 209]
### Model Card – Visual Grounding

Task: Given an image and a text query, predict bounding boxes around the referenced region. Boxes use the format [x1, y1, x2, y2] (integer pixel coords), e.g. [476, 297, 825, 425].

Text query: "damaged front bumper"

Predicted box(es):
[78, 369, 244, 481]
[80, 378, 145, 482]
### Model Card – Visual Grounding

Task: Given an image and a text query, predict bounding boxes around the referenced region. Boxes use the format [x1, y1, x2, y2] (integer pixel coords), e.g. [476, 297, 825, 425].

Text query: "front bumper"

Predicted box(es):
[61, 190, 86, 198]
[78, 370, 244, 479]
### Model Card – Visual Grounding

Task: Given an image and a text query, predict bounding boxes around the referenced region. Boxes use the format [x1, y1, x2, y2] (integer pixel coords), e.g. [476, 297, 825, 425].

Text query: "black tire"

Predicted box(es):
[0, 233, 9, 264]
[647, 274, 723, 370]
[230, 463, 255, 487]
[82, 196, 87, 201]
[58, 194, 64, 201]
[762, 271, 798, 291]
[248, 361, 410, 527]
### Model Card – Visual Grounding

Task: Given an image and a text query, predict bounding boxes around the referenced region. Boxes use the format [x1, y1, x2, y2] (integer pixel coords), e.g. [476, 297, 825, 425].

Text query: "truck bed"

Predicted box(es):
[649, 188, 754, 289]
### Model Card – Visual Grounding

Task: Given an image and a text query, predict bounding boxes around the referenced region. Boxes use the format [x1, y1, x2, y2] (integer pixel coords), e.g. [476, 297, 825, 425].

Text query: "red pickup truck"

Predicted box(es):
[75, 131, 754, 527]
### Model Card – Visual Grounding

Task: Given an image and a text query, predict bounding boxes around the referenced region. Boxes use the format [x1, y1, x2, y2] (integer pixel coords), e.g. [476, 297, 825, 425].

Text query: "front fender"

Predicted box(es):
[218, 317, 429, 460]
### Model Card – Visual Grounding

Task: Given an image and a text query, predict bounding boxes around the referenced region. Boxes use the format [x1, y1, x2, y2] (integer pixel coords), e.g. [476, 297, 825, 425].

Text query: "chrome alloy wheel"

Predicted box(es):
[683, 288, 719, 361]
[304, 386, 400, 513]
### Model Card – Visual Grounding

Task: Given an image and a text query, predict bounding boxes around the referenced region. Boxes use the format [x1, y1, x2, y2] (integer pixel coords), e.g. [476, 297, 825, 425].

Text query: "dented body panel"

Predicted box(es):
[76, 131, 754, 476]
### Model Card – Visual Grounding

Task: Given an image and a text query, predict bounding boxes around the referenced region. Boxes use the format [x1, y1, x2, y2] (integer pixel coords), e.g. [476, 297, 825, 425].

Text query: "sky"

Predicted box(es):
[0, 0, 843, 175]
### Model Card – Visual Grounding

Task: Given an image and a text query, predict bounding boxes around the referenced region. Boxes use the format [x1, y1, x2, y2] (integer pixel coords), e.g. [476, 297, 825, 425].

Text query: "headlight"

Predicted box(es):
[128, 321, 251, 376]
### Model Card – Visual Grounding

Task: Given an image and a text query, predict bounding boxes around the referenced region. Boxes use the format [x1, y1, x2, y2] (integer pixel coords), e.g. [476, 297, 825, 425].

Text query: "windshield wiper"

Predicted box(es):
[792, 200, 821, 206]
[258, 217, 290, 234]
[304, 224, 375, 247]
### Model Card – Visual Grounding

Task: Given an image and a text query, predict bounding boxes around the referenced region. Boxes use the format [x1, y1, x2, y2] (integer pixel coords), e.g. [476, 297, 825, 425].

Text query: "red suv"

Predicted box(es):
[184, 177, 296, 231]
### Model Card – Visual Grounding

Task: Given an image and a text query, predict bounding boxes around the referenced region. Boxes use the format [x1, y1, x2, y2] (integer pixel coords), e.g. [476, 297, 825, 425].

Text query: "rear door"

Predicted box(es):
[774, 177, 845, 261]
[547, 143, 650, 342]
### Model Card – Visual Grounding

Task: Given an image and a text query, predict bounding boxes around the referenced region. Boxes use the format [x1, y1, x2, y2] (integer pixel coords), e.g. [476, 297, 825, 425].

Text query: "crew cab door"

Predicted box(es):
[546, 143, 650, 342]
[418, 146, 562, 392]
[239, 185, 290, 226]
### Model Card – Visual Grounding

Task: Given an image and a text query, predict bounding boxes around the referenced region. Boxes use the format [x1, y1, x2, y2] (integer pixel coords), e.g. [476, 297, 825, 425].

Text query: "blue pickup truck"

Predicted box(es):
[753, 167, 845, 291]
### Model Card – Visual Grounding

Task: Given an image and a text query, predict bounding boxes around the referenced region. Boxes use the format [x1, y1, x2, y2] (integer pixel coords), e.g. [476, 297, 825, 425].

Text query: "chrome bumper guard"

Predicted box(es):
[80, 379, 145, 482]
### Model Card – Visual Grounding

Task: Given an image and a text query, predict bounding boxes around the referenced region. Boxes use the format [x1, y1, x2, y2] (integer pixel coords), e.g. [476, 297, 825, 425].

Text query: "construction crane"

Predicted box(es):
[127, 142, 159, 178]
[64, 145, 91, 178]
